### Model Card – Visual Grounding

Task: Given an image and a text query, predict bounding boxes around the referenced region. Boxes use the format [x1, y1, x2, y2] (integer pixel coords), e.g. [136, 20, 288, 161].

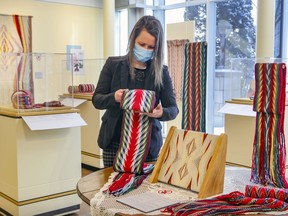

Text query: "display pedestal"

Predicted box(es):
[62, 93, 104, 169]
[78, 99, 103, 169]
[219, 99, 288, 167]
[0, 114, 82, 216]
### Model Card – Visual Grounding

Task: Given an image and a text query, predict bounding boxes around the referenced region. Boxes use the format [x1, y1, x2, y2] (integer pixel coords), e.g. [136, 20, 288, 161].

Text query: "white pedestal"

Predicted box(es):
[78, 100, 103, 169]
[220, 102, 288, 167]
[0, 115, 82, 216]
[224, 113, 255, 167]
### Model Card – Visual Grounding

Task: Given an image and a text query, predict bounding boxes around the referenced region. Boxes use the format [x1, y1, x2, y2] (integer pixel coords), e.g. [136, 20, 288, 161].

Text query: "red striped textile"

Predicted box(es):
[162, 190, 288, 215]
[251, 63, 288, 188]
[245, 185, 288, 202]
[182, 42, 207, 132]
[106, 89, 156, 196]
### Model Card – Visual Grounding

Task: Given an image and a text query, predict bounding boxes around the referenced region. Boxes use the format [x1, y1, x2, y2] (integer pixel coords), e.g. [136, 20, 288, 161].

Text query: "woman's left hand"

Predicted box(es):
[140, 103, 163, 118]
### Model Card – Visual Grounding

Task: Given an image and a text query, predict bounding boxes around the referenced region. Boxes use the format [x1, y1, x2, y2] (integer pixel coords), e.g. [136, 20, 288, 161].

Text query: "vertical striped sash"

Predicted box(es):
[251, 63, 288, 188]
[182, 42, 207, 132]
[106, 89, 156, 196]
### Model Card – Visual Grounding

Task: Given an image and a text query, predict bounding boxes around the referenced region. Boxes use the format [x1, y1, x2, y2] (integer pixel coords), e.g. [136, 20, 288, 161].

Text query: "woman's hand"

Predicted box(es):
[114, 89, 127, 103]
[141, 103, 163, 118]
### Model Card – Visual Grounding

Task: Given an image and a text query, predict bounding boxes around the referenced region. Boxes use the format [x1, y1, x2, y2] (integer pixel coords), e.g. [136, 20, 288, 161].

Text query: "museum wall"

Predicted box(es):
[0, 0, 103, 59]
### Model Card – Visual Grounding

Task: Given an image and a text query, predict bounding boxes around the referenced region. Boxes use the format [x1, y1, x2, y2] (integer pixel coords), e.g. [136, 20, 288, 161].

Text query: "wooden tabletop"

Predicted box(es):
[76, 168, 278, 216]
[76, 167, 113, 206]
[76, 167, 164, 216]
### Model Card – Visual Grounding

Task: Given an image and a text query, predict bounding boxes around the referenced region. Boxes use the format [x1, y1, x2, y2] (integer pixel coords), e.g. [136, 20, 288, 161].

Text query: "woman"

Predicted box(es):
[92, 15, 178, 168]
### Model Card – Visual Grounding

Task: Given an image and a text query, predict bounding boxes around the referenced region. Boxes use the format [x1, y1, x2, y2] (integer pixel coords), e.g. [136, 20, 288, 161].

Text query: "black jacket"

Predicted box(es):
[92, 55, 178, 158]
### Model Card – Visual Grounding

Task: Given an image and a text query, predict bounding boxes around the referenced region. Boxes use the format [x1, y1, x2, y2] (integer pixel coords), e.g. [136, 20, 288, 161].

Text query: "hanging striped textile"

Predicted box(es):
[182, 42, 207, 132]
[0, 15, 32, 106]
[167, 39, 189, 102]
[106, 89, 155, 196]
[162, 190, 288, 215]
[251, 63, 288, 188]
[12, 15, 33, 94]
[245, 185, 288, 202]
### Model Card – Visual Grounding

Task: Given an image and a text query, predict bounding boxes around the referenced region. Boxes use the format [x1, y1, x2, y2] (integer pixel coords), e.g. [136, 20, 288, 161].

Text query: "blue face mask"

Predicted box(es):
[133, 44, 154, 63]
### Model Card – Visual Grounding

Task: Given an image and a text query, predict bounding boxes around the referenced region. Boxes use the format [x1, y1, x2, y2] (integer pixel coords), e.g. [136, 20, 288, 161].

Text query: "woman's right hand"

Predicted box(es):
[114, 89, 128, 103]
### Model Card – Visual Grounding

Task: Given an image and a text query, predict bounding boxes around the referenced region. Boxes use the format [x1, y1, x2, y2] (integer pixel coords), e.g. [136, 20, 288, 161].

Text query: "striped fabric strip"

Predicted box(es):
[182, 42, 207, 132]
[12, 15, 33, 95]
[11, 90, 33, 109]
[68, 84, 95, 93]
[245, 185, 288, 202]
[78, 84, 95, 93]
[68, 85, 80, 94]
[106, 89, 155, 196]
[251, 63, 288, 188]
[162, 191, 288, 215]
[167, 39, 189, 102]
[0, 15, 32, 106]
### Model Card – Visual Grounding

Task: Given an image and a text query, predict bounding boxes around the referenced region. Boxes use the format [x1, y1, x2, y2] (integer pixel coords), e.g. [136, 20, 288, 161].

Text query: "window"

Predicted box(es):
[213, 0, 257, 133]
[116, 9, 128, 56]
[116, 0, 258, 134]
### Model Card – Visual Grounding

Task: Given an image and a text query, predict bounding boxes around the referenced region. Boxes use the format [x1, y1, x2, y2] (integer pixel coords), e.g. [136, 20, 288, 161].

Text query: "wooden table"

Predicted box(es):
[76, 167, 163, 216]
[76, 168, 278, 216]
[76, 167, 113, 205]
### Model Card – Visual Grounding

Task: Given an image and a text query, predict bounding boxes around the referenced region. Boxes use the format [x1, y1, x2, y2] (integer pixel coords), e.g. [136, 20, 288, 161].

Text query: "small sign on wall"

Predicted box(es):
[66, 45, 85, 74]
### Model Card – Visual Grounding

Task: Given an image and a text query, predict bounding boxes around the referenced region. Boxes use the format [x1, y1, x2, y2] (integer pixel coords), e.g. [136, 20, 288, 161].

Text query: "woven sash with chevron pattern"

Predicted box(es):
[162, 190, 288, 215]
[251, 63, 288, 188]
[182, 42, 207, 132]
[106, 89, 155, 196]
[245, 185, 288, 202]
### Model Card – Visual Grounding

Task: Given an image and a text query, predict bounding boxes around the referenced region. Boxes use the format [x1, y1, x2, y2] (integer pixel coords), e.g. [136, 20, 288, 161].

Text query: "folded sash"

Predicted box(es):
[11, 90, 34, 109]
[245, 185, 288, 202]
[68, 84, 95, 94]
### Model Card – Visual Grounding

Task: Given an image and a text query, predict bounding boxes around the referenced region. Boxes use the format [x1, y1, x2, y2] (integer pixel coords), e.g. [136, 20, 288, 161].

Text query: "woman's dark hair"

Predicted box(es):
[127, 15, 164, 87]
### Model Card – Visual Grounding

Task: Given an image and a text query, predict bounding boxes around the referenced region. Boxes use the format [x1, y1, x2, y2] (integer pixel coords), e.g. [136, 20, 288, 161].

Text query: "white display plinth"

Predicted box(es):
[78, 99, 103, 169]
[0, 114, 82, 216]
[219, 101, 288, 167]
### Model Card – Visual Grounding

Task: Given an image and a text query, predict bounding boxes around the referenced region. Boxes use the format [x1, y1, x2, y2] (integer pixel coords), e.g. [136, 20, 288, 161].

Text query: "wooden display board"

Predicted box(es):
[149, 126, 227, 198]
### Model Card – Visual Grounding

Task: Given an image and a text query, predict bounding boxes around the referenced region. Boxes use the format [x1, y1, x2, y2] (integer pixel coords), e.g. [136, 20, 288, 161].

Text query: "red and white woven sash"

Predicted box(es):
[114, 89, 156, 174]
[106, 89, 156, 196]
